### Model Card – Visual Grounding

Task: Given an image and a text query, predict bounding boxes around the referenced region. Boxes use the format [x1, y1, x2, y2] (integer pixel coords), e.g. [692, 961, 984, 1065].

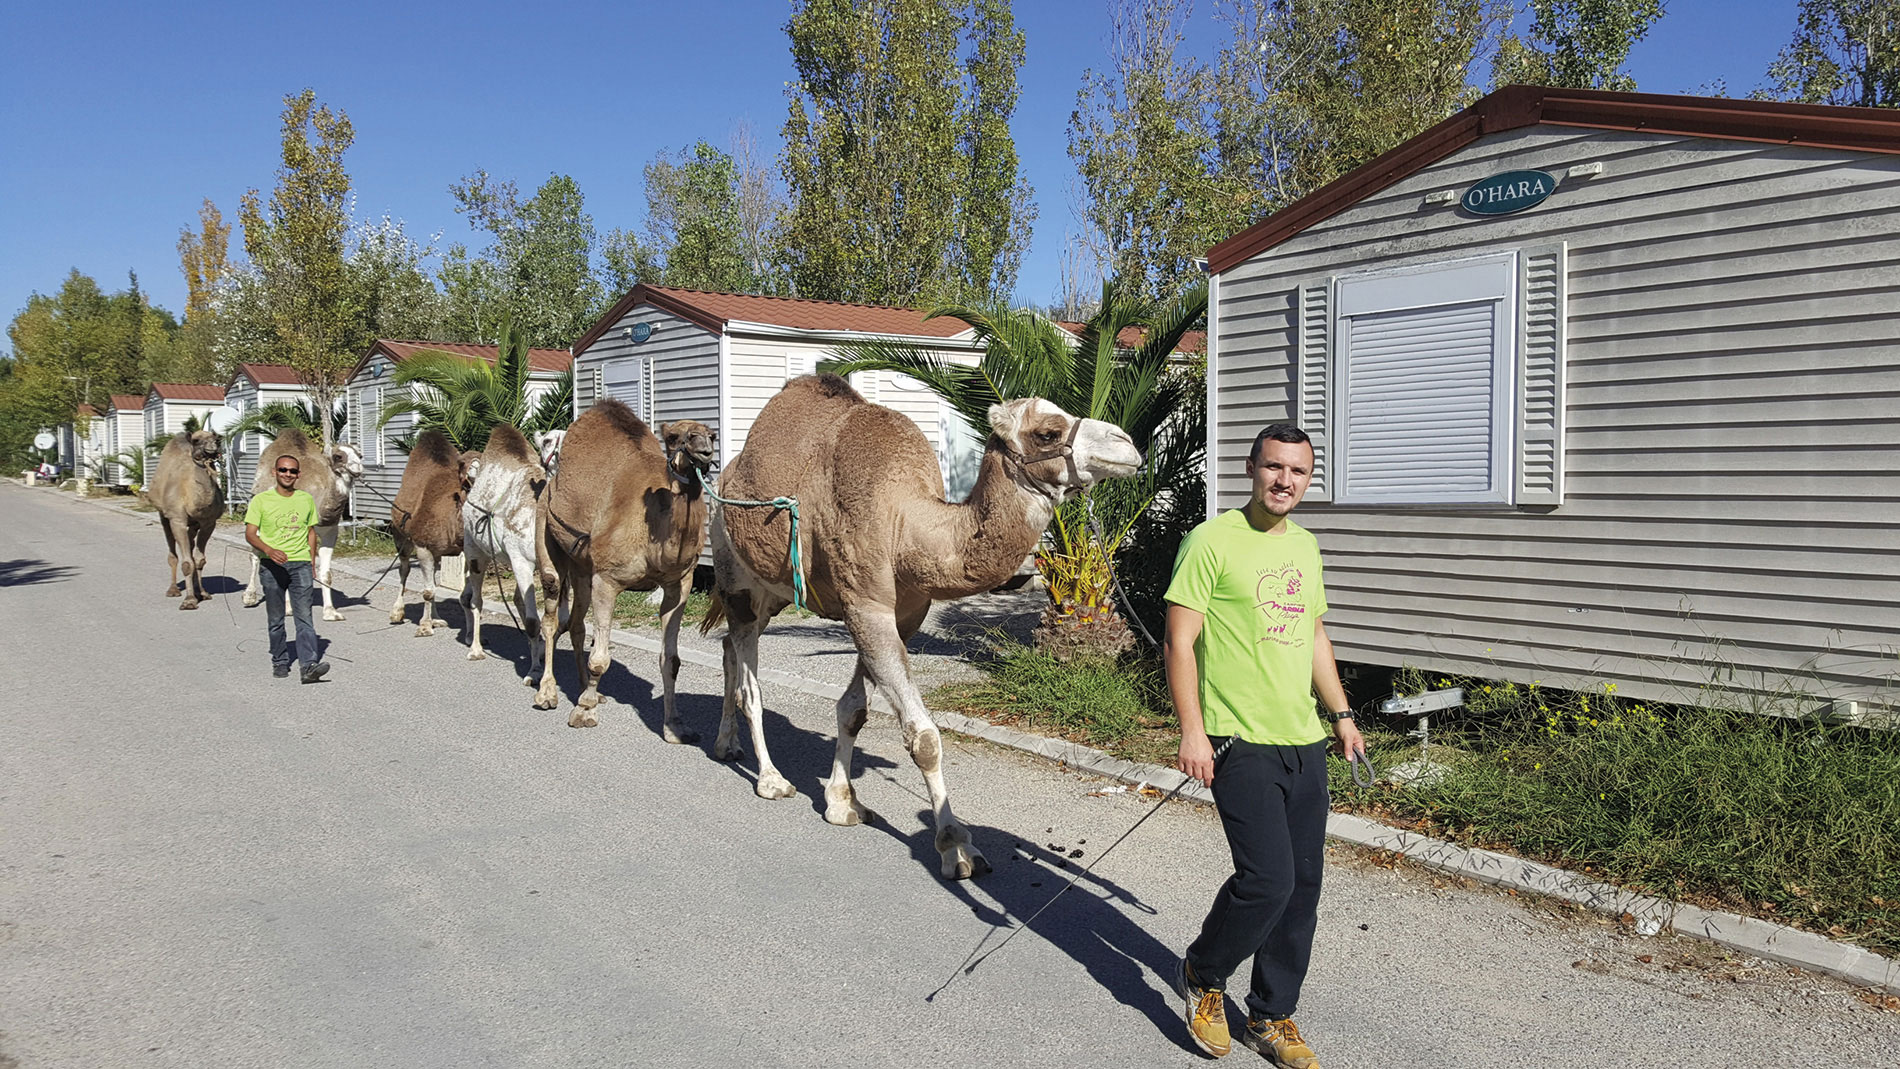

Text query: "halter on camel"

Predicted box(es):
[999, 414, 1085, 503]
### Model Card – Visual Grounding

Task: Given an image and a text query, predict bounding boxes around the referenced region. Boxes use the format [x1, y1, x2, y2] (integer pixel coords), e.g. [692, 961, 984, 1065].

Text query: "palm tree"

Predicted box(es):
[377, 318, 575, 453]
[226, 398, 347, 447]
[824, 278, 1208, 659]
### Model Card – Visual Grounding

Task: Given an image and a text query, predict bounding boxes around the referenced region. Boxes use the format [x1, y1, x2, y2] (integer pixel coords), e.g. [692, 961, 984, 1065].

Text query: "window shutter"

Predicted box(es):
[604, 356, 648, 421]
[1516, 243, 1567, 506]
[1295, 279, 1333, 502]
[851, 370, 879, 403]
[643, 355, 656, 422]
[1339, 302, 1502, 499]
[786, 351, 816, 381]
[364, 386, 381, 466]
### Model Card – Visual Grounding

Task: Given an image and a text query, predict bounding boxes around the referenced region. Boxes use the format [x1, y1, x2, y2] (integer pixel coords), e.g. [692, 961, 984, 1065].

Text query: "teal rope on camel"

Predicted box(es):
[706, 487, 806, 610]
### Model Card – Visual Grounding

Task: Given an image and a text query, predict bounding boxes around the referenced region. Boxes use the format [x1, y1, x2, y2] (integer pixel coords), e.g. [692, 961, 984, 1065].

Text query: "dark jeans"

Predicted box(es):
[1185, 738, 1330, 1021]
[259, 559, 320, 670]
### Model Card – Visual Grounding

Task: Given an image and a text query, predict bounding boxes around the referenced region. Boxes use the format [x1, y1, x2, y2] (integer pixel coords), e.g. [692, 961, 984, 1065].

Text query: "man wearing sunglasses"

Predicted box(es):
[243, 453, 330, 683]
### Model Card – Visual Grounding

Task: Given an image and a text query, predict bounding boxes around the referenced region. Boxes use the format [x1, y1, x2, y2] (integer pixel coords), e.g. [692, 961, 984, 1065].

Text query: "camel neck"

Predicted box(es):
[910, 449, 1051, 597]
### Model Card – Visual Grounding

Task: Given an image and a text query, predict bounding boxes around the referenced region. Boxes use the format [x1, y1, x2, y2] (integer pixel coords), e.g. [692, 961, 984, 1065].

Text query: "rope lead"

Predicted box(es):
[706, 488, 806, 611]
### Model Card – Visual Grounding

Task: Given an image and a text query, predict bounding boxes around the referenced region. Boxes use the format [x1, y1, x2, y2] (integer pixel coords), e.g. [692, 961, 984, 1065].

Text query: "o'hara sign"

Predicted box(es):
[1462, 170, 1557, 216]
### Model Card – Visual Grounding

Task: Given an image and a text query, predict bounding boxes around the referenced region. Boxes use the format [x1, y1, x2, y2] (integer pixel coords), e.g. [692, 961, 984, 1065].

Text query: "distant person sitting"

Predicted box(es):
[36, 461, 57, 483]
[243, 453, 330, 684]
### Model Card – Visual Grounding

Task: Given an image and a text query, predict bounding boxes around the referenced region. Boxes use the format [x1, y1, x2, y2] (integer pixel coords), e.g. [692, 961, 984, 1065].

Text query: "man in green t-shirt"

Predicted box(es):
[243, 453, 330, 684]
[1163, 424, 1364, 1066]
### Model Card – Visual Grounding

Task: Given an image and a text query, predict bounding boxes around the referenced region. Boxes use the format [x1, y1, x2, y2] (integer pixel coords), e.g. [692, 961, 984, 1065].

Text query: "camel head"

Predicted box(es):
[535, 429, 566, 478]
[188, 429, 223, 469]
[987, 398, 1142, 500]
[328, 443, 364, 487]
[457, 450, 482, 491]
[659, 420, 717, 480]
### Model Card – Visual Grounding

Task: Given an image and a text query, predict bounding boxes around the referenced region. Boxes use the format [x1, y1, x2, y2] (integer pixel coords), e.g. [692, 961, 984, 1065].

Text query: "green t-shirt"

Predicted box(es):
[244, 489, 317, 563]
[1164, 510, 1330, 745]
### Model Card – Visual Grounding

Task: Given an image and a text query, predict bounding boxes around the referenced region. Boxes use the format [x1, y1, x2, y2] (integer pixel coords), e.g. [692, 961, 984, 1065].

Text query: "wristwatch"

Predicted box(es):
[1319, 709, 1355, 723]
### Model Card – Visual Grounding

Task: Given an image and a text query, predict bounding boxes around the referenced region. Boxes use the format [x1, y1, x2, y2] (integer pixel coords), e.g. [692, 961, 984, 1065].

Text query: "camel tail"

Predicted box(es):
[699, 588, 727, 635]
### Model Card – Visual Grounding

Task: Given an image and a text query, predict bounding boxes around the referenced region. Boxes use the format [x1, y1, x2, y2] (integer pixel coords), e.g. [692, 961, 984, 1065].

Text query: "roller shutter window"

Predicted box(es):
[1332, 253, 1519, 506]
[605, 356, 650, 423]
[363, 386, 382, 467]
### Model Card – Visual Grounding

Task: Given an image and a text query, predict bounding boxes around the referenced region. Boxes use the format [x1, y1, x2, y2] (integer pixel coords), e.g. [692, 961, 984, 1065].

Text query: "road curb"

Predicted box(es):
[67, 489, 1899, 995]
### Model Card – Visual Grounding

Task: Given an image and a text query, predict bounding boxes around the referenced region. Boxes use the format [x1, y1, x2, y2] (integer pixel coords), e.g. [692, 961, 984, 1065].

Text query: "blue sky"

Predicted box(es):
[0, 1, 1797, 339]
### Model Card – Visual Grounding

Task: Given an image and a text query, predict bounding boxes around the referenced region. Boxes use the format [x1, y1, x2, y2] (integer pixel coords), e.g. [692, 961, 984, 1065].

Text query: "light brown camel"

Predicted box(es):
[706, 374, 1142, 879]
[239, 429, 363, 620]
[459, 423, 548, 680]
[148, 429, 226, 610]
[388, 429, 475, 637]
[532, 400, 714, 737]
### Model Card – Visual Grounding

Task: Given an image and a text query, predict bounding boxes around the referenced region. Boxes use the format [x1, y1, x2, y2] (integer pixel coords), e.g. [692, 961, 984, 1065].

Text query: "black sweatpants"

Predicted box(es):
[1184, 738, 1330, 1021]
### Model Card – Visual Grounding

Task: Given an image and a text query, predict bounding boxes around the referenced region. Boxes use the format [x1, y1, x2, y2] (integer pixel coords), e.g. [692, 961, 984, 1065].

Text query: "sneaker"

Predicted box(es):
[1174, 958, 1231, 1057]
[273, 664, 292, 679]
[300, 661, 331, 685]
[1240, 1017, 1319, 1068]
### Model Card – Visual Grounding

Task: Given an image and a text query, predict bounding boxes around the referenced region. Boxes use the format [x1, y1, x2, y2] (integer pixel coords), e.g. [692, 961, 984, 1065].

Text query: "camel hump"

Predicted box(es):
[410, 429, 462, 466]
[482, 422, 537, 464]
[580, 397, 656, 446]
[793, 372, 860, 401]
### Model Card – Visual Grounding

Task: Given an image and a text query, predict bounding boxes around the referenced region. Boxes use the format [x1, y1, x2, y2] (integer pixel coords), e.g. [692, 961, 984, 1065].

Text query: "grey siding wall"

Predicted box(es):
[1213, 125, 1900, 710]
[574, 305, 720, 437]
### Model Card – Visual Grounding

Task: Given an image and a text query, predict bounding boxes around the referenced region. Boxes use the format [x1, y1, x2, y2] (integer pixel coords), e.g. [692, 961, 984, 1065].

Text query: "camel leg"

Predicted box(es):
[388, 545, 412, 625]
[414, 548, 439, 637]
[315, 525, 343, 621]
[168, 517, 202, 610]
[461, 554, 487, 660]
[243, 553, 263, 608]
[823, 660, 876, 826]
[566, 570, 600, 727]
[714, 589, 794, 799]
[189, 520, 214, 605]
[508, 543, 544, 685]
[532, 557, 569, 710]
[161, 518, 182, 598]
[655, 575, 697, 744]
[848, 605, 988, 880]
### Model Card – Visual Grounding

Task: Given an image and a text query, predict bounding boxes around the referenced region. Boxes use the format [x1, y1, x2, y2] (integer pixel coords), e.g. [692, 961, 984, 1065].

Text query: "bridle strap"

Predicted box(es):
[1002, 417, 1084, 501]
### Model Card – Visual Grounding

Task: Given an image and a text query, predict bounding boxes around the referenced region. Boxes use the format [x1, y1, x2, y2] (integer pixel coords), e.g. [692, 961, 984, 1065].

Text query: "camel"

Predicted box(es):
[148, 429, 226, 610]
[706, 374, 1142, 880]
[459, 423, 548, 680]
[532, 400, 714, 738]
[535, 429, 566, 477]
[239, 429, 363, 621]
[388, 429, 476, 637]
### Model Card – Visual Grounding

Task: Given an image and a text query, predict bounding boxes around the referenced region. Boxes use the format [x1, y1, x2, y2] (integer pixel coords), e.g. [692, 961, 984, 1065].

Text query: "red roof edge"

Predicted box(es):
[572, 285, 727, 356]
[1207, 85, 1900, 274]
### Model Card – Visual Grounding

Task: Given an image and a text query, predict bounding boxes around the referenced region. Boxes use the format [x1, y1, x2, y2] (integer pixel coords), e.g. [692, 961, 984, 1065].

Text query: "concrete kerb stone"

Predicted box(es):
[75, 490, 1897, 996]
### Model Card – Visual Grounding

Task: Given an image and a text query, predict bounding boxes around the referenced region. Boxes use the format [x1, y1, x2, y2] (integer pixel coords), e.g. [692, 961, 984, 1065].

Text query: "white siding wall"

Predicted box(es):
[1213, 125, 1900, 710]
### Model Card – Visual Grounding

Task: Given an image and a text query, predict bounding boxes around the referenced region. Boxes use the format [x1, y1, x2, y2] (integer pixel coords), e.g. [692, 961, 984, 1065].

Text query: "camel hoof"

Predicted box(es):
[524, 674, 539, 687]
[941, 844, 991, 881]
[532, 691, 558, 711]
[242, 593, 261, 608]
[389, 613, 406, 626]
[414, 625, 434, 638]
[467, 649, 488, 661]
[179, 599, 199, 611]
[165, 586, 181, 597]
[322, 609, 344, 622]
[568, 709, 599, 728]
[755, 772, 797, 800]
[713, 739, 745, 762]
[661, 724, 699, 745]
[824, 790, 876, 827]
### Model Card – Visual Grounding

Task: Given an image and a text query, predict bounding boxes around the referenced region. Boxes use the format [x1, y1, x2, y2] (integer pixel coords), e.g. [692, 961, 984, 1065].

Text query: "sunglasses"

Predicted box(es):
[277, 467, 300, 474]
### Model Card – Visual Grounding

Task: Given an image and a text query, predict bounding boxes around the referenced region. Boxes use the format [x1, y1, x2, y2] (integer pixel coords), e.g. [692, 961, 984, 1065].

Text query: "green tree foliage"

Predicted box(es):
[1, 269, 184, 464]
[226, 398, 347, 447]
[238, 89, 359, 449]
[779, 0, 1035, 304]
[348, 214, 445, 342]
[378, 318, 574, 453]
[442, 171, 603, 348]
[1492, 0, 1668, 91]
[606, 139, 785, 294]
[1072, 1, 1507, 302]
[174, 199, 232, 383]
[1766, 0, 1899, 107]
[823, 279, 1207, 653]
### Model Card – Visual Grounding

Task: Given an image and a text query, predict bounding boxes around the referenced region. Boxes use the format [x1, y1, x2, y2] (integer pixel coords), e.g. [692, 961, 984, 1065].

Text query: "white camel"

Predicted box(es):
[459, 423, 549, 682]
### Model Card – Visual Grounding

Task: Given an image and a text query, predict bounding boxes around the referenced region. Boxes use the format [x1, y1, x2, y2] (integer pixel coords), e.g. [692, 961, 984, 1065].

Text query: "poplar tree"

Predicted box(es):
[239, 88, 358, 449]
[1766, 0, 1899, 108]
[779, 0, 1033, 305]
[1492, 0, 1668, 92]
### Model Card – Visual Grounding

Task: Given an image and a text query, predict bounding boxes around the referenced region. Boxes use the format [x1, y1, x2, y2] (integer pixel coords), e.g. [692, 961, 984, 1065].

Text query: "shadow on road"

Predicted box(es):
[0, 558, 77, 586]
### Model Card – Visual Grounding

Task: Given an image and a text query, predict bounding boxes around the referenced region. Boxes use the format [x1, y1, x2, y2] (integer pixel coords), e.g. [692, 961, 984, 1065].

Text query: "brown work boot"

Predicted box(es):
[1240, 1016, 1320, 1068]
[1174, 958, 1231, 1057]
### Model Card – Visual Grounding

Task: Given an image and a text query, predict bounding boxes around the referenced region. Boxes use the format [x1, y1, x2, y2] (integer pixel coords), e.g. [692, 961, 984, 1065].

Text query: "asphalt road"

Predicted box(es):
[3, 481, 1896, 1068]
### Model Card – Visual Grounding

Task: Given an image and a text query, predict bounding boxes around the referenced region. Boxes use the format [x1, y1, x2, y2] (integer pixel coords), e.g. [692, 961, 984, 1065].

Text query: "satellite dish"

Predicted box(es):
[33, 431, 55, 451]
[205, 406, 242, 434]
